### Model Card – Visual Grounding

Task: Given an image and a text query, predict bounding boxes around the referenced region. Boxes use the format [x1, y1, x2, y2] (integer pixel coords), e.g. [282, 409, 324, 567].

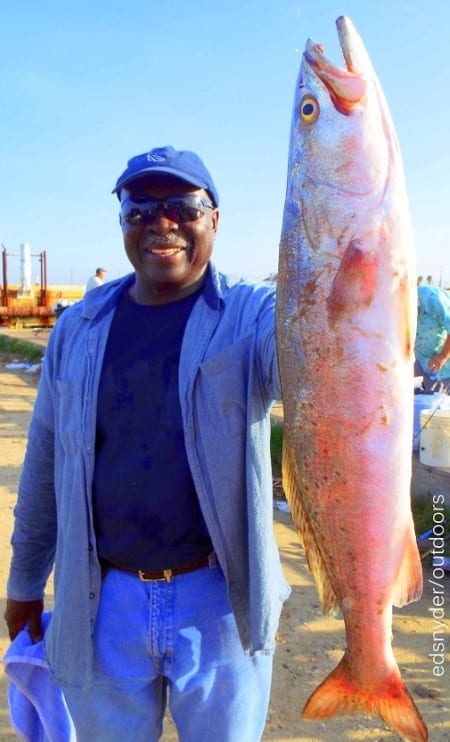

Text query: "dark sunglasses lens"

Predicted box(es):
[121, 196, 209, 226]
[167, 202, 203, 222]
[122, 207, 156, 226]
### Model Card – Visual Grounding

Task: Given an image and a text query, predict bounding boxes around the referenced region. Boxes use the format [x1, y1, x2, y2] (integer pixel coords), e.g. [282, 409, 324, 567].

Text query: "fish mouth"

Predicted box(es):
[304, 16, 367, 113]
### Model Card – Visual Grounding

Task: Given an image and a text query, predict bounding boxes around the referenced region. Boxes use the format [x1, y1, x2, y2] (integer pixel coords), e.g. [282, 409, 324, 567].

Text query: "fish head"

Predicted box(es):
[285, 16, 398, 248]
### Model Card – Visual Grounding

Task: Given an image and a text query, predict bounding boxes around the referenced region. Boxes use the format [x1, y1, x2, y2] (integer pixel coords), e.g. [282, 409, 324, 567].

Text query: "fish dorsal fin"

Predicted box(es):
[391, 522, 423, 607]
[282, 439, 339, 615]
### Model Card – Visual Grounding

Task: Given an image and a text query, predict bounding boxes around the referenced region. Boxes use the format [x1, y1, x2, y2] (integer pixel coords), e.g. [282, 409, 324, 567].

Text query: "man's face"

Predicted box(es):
[120, 175, 219, 304]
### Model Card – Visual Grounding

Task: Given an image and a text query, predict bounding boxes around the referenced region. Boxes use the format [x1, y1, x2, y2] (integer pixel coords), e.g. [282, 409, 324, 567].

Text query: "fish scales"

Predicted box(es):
[276, 16, 427, 742]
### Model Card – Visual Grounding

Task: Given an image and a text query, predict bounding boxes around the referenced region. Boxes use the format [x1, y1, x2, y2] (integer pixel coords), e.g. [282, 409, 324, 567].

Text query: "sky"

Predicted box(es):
[1, 0, 449, 288]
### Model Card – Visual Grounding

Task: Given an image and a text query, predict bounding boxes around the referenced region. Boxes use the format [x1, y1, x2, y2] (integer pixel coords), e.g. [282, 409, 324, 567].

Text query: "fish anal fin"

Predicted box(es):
[327, 239, 378, 327]
[282, 439, 339, 615]
[392, 525, 423, 607]
[302, 653, 428, 742]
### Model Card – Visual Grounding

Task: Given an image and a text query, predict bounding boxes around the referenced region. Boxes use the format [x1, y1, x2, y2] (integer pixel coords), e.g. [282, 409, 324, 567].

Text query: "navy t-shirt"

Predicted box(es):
[93, 287, 213, 571]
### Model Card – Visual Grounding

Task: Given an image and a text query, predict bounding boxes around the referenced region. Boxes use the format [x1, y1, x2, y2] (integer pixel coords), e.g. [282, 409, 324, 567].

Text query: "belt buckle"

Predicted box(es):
[138, 569, 173, 583]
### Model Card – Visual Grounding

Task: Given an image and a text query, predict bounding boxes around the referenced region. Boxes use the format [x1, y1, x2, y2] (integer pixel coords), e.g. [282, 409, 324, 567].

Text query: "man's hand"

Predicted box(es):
[4, 598, 44, 643]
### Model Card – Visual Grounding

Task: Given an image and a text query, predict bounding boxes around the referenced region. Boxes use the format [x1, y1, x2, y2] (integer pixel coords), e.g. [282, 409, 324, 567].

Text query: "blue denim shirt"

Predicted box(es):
[7, 263, 290, 689]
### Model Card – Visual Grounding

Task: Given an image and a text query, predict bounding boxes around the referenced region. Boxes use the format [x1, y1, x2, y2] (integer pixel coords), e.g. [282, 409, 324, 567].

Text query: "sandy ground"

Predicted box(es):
[0, 348, 449, 741]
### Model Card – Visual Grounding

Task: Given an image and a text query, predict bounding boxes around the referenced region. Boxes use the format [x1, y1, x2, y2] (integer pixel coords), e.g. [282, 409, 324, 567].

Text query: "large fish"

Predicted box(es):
[276, 16, 428, 742]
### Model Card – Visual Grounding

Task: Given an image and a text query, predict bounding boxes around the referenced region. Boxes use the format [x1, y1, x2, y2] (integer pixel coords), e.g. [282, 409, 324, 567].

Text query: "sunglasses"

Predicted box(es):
[120, 194, 215, 226]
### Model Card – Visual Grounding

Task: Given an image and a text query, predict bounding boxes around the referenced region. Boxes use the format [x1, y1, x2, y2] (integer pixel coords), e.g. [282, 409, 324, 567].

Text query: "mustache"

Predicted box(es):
[142, 234, 190, 250]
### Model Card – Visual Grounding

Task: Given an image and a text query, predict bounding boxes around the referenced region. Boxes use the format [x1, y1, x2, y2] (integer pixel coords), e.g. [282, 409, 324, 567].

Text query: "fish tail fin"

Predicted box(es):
[302, 654, 428, 742]
[282, 439, 339, 614]
[392, 522, 423, 607]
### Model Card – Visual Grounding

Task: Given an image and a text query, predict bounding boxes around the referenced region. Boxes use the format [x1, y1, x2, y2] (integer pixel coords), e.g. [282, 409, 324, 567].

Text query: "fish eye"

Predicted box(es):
[300, 95, 319, 124]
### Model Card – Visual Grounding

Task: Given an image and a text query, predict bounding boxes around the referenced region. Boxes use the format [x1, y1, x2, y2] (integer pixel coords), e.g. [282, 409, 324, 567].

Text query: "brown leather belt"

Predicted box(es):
[101, 551, 217, 583]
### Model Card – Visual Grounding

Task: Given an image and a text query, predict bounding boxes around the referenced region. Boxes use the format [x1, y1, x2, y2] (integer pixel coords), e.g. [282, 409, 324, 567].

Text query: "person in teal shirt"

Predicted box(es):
[414, 285, 450, 393]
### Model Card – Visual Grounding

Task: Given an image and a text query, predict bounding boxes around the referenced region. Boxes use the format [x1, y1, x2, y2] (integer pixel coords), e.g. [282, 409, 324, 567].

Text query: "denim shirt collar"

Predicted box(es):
[81, 262, 224, 319]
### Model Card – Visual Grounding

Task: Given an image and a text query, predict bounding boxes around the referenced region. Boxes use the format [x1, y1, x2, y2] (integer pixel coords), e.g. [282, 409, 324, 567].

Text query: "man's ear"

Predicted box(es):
[212, 208, 219, 234]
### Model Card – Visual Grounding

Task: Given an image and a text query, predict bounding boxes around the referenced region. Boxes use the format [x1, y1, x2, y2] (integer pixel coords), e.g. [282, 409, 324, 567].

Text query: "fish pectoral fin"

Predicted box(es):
[391, 524, 423, 607]
[282, 439, 339, 615]
[302, 652, 428, 742]
[327, 239, 378, 327]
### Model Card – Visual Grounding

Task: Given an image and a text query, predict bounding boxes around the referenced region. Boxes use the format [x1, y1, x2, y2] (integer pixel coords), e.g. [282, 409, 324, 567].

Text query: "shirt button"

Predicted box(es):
[89, 593, 95, 599]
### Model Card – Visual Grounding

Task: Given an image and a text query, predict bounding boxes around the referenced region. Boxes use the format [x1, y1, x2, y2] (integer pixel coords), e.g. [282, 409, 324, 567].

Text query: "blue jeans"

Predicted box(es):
[62, 563, 274, 741]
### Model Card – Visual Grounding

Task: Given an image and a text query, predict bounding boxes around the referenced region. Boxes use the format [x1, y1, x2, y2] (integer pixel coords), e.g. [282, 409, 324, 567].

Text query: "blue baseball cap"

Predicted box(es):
[112, 146, 219, 206]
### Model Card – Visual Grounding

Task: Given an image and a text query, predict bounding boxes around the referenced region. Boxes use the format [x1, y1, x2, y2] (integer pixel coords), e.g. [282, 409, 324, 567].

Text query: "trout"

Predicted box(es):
[276, 16, 428, 742]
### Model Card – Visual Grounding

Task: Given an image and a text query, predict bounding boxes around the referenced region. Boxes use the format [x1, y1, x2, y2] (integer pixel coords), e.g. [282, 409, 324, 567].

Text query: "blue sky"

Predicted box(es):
[1, 0, 449, 287]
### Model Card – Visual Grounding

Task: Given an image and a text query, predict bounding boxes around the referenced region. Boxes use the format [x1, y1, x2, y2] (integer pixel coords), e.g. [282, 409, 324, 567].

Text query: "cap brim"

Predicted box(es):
[113, 166, 209, 195]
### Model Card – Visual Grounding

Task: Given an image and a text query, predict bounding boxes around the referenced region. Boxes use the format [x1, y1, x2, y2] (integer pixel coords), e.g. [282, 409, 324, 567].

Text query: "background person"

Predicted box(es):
[4, 146, 290, 742]
[85, 266, 106, 292]
[414, 283, 450, 393]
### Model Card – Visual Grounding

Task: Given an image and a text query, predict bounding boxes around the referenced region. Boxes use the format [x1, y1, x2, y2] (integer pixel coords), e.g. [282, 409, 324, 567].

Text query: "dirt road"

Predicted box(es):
[0, 358, 449, 740]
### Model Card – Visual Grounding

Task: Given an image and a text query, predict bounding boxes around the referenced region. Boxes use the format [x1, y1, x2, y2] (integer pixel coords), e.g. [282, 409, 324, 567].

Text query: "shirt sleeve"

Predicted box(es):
[434, 288, 450, 334]
[254, 286, 281, 401]
[6, 343, 57, 600]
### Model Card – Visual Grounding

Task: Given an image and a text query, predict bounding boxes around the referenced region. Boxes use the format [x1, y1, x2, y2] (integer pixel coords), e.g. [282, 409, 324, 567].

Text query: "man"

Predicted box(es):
[4, 146, 290, 741]
[414, 283, 450, 393]
[85, 266, 107, 292]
